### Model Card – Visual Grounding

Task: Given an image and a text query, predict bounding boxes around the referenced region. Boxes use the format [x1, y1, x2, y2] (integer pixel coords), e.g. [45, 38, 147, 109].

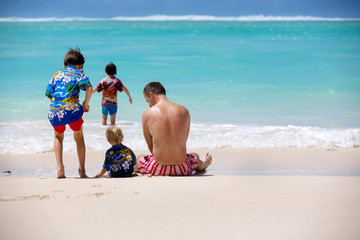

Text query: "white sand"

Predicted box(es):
[1, 148, 360, 240]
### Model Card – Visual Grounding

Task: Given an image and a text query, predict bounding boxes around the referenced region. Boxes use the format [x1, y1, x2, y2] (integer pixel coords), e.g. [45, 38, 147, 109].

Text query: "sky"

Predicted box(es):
[0, 0, 360, 18]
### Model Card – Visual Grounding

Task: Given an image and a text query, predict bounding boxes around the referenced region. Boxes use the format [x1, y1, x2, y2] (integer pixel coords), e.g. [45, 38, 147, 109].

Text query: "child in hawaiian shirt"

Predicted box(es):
[95, 126, 136, 178]
[45, 48, 94, 179]
[93, 62, 132, 125]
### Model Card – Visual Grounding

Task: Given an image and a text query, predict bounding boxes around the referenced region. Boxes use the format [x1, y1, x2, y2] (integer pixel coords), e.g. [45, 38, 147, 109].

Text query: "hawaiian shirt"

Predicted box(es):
[103, 144, 136, 177]
[45, 66, 92, 126]
[96, 77, 124, 107]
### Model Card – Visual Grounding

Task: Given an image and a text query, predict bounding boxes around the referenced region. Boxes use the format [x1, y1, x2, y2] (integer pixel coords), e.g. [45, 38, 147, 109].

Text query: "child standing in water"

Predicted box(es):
[45, 48, 93, 179]
[93, 63, 132, 125]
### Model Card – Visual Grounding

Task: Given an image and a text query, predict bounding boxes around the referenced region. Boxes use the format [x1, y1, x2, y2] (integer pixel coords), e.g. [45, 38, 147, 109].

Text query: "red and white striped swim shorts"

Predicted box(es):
[138, 154, 198, 176]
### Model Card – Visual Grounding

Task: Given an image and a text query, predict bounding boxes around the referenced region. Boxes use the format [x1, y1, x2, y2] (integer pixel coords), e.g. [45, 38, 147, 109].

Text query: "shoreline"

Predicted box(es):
[1, 147, 360, 177]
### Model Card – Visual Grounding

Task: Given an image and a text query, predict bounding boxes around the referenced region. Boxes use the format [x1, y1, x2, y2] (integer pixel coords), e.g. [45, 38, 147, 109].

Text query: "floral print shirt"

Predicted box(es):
[45, 66, 92, 126]
[103, 144, 136, 177]
[96, 77, 124, 107]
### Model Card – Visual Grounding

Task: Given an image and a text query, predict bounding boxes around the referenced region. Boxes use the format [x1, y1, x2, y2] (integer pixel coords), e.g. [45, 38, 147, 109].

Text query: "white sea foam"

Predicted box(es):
[0, 15, 359, 22]
[0, 120, 359, 155]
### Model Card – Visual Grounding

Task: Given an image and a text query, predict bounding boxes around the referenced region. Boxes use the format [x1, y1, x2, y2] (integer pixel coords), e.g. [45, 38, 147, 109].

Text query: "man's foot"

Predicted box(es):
[78, 168, 89, 178]
[196, 153, 213, 172]
[203, 153, 213, 169]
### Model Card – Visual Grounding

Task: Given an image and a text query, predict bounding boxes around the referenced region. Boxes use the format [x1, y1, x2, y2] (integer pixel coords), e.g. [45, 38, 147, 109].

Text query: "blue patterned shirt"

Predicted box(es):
[45, 66, 92, 126]
[103, 144, 136, 177]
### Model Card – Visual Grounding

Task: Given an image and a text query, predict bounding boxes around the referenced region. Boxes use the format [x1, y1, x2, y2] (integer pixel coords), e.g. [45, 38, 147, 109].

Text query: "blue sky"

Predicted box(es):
[0, 0, 360, 18]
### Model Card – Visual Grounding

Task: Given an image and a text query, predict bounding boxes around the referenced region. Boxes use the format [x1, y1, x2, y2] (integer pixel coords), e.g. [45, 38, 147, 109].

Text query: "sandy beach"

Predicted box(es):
[1, 147, 360, 240]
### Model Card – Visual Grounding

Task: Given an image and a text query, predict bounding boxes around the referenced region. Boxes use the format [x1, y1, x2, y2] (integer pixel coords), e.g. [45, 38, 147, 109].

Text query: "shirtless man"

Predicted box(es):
[135, 82, 212, 176]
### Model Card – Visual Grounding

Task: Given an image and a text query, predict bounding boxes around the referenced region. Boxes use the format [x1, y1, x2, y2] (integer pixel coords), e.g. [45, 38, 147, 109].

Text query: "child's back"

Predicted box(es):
[94, 62, 132, 125]
[95, 126, 136, 178]
[97, 76, 124, 107]
[46, 66, 91, 126]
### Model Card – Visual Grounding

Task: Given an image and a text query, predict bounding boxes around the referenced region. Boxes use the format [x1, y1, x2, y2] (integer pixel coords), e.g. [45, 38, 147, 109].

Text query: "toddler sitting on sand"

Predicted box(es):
[95, 126, 136, 178]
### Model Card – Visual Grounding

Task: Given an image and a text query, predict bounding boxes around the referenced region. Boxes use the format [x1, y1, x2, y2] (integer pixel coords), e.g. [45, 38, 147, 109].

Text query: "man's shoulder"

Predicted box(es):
[142, 107, 153, 117]
[142, 106, 160, 123]
[144, 102, 189, 118]
[177, 102, 188, 110]
[172, 102, 189, 114]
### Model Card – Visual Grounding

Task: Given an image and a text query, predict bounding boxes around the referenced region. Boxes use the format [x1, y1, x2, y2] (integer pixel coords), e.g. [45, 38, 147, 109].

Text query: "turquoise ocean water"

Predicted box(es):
[0, 16, 360, 154]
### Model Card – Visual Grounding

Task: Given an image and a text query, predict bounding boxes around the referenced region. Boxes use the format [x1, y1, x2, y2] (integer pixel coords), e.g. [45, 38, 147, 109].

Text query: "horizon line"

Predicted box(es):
[1, 15, 360, 22]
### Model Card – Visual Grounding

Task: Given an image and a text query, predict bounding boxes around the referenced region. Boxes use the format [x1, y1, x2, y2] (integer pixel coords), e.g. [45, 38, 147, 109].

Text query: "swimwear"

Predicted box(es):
[102, 104, 117, 116]
[45, 66, 91, 127]
[103, 144, 136, 177]
[138, 154, 198, 176]
[96, 77, 124, 107]
[53, 117, 84, 134]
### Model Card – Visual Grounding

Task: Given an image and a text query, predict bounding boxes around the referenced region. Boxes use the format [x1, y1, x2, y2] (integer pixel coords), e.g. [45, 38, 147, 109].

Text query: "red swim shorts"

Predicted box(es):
[138, 154, 198, 176]
[53, 117, 84, 134]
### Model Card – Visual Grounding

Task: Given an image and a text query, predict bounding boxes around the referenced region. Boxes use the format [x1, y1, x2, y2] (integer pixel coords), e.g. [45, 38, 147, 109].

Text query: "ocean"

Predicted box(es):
[0, 16, 360, 154]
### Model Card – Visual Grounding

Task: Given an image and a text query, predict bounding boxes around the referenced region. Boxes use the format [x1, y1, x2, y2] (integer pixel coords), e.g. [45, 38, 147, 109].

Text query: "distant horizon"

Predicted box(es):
[1, 0, 360, 19]
[1, 14, 360, 22]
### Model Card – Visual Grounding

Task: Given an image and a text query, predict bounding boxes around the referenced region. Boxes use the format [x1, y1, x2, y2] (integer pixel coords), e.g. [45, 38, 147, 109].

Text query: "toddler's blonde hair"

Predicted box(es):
[106, 126, 124, 145]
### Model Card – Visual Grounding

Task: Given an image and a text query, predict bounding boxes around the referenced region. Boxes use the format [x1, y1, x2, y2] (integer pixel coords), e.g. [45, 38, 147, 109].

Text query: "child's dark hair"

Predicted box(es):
[105, 62, 117, 76]
[64, 47, 85, 67]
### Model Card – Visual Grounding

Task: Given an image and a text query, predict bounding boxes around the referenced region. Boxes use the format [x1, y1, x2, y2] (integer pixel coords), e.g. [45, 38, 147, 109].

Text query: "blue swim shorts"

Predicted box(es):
[102, 104, 117, 116]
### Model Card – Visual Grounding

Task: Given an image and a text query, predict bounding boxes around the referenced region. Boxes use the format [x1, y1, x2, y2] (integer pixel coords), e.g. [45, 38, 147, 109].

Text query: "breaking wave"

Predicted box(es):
[0, 120, 359, 154]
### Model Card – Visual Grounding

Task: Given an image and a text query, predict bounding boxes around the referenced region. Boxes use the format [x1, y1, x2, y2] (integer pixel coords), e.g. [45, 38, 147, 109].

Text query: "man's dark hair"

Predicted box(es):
[143, 82, 166, 96]
[105, 62, 117, 76]
[64, 47, 85, 67]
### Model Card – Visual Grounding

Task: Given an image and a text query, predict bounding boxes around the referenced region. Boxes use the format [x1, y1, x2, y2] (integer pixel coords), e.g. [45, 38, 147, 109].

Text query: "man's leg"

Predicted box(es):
[134, 154, 145, 173]
[110, 113, 116, 125]
[192, 153, 212, 172]
[73, 128, 88, 178]
[54, 130, 65, 178]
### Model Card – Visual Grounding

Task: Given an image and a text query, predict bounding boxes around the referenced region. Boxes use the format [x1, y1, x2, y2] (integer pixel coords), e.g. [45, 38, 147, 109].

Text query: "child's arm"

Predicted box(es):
[123, 86, 133, 104]
[95, 167, 108, 178]
[82, 85, 94, 112]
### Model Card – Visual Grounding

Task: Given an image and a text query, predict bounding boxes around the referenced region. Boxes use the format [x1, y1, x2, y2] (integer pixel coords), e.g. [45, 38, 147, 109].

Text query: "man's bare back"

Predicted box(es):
[135, 82, 212, 175]
[142, 94, 190, 164]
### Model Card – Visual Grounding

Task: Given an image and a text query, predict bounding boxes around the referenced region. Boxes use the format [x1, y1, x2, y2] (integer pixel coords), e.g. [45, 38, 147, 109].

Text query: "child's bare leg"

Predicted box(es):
[54, 130, 65, 178]
[73, 128, 88, 178]
[192, 153, 212, 172]
[110, 113, 116, 125]
[102, 114, 107, 125]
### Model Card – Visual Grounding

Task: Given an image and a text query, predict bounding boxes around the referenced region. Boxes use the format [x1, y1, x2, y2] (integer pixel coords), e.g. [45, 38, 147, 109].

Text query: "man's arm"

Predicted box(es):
[142, 111, 153, 154]
[185, 108, 191, 139]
